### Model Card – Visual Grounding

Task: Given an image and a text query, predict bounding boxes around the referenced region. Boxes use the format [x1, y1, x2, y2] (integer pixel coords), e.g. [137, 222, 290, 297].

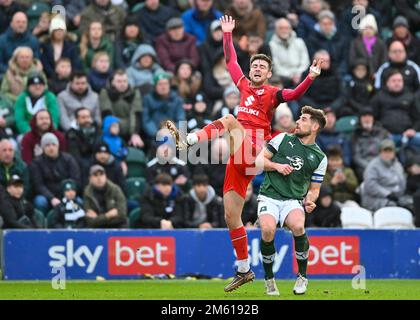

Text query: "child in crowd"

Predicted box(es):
[102, 115, 128, 173]
[214, 86, 240, 119]
[51, 179, 86, 229]
[88, 52, 113, 93]
[48, 57, 72, 95]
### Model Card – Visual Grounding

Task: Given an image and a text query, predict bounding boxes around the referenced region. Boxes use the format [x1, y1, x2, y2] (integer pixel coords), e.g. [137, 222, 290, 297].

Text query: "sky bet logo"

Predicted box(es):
[48, 237, 175, 275]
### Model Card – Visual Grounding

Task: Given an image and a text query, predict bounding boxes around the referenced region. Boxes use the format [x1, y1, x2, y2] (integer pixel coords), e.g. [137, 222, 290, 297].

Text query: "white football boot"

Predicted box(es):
[293, 274, 308, 295]
[264, 278, 280, 296]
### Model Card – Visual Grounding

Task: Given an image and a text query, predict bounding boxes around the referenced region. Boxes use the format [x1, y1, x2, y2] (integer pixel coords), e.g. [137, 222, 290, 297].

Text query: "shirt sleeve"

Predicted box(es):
[311, 156, 328, 183]
[267, 133, 286, 154]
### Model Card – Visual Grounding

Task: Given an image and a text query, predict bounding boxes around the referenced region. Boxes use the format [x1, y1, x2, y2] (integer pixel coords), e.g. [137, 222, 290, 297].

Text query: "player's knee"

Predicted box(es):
[261, 225, 275, 241]
[291, 224, 305, 236]
[222, 114, 236, 128]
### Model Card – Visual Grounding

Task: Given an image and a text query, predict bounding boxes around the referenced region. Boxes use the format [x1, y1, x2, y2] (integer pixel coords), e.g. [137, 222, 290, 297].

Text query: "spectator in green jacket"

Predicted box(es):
[83, 164, 127, 228]
[14, 72, 60, 134]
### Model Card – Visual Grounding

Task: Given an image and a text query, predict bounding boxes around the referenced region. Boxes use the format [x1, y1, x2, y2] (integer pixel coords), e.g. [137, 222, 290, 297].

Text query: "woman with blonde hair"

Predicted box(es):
[0, 46, 44, 102]
[79, 21, 114, 72]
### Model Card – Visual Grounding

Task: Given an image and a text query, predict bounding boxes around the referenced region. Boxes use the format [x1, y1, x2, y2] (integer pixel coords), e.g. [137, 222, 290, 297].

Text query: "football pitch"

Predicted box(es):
[0, 279, 419, 300]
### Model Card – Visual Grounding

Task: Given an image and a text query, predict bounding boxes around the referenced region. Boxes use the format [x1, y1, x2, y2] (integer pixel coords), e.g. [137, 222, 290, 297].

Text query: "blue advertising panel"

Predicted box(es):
[2, 229, 420, 280]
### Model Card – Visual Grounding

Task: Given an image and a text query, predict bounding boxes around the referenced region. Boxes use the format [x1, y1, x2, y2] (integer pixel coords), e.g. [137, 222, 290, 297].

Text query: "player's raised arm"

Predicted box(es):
[221, 15, 244, 85]
[279, 59, 323, 102]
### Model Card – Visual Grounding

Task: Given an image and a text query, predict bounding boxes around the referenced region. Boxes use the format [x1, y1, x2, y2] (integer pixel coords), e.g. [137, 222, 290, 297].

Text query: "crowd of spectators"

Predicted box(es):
[0, 0, 419, 230]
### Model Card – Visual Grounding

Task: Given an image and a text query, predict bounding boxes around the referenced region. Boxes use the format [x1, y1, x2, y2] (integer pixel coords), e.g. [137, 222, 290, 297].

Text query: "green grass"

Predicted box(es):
[0, 280, 419, 300]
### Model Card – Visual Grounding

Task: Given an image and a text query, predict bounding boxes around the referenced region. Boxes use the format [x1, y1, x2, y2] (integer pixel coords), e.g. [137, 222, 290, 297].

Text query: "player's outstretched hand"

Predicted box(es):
[275, 164, 293, 176]
[304, 199, 316, 213]
[220, 15, 235, 33]
[309, 59, 323, 80]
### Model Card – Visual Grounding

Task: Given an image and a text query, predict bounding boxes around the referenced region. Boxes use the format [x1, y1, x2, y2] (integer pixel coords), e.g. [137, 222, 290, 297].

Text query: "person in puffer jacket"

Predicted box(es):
[101, 115, 128, 162]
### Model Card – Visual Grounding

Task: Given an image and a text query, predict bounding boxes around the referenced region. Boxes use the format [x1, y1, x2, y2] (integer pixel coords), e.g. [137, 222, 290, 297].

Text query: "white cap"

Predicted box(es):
[275, 103, 292, 121]
[359, 14, 378, 33]
[49, 15, 67, 34]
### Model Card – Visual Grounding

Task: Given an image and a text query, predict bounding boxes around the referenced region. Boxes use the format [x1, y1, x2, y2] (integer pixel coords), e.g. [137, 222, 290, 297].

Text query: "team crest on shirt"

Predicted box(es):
[256, 89, 265, 95]
[287, 156, 304, 171]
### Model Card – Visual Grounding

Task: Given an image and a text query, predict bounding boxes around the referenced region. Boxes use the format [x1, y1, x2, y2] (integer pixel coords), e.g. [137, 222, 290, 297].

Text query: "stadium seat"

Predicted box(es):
[126, 177, 147, 200]
[340, 207, 373, 229]
[34, 209, 46, 228]
[335, 116, 358, 134]
[373, 207, 415, 229]
[46, 210, 55, 228]
[129, 208, 141, 228]
[126, 147, 147, 178]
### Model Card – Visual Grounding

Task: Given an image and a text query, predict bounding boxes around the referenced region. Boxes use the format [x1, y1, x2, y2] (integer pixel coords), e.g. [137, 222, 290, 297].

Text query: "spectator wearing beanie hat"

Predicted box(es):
[387, 16, 420, 65]
[39, 15, 82, 78]
[50, 179, 86, 229]
[272, 103, 296, 137]
[213, 86, 240, 120]
[349, 14, 387, 78]
[14, 71, 60, 135]
[30, 132, 80, 214]
[142, 72, 185, 140]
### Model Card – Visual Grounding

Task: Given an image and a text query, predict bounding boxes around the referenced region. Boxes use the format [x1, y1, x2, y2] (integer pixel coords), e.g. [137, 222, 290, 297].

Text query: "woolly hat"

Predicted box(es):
[359, 14, 378, 33]
[49, 15, 67, 34]
[41, 133, 59, 149]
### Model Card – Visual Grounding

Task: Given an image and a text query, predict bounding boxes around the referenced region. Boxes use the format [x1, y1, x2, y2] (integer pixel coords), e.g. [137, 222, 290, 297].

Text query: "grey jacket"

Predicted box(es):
[362, 156, 406, 211]
[58, 83, 100, 131]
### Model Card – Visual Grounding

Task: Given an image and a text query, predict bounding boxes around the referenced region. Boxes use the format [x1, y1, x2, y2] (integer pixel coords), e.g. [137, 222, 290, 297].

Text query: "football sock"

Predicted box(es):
[196, 120, 225, 142]
[294, 233, 309, 278]
[230, 226, 249, 273]
[261, 239, 276, 280]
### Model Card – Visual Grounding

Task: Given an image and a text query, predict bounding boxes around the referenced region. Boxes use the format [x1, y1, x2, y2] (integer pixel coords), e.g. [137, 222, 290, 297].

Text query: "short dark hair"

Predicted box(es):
[327, 146, 343, 159]
[192, 174, 209, 186]
[301, 106, 327, 131]
[75, 107, 90, 119]
[155, 173, 173, 186]
[250, 54, 273, 71]
[70, 71, 87, 81]
[55, 57, 71, 66]
[384, 68, 403, 82]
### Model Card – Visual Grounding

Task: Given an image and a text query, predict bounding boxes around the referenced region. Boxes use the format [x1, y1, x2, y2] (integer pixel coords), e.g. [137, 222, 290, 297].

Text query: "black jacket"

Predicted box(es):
[30, 153, 81, 200]
[371, 88, 419, 134]
[138, 186, 188, 228]
[375, 60, 420, 93]
[0, 193, 38, 229]
[341, 76, 375, 117]
[146, 157, 190, 184]
[51, 198, 86, 229]
[199, 37, 224, 101]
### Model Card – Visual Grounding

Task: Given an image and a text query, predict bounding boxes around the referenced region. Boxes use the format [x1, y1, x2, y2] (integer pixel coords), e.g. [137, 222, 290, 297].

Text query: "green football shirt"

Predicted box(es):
[259, 133, 328, 201]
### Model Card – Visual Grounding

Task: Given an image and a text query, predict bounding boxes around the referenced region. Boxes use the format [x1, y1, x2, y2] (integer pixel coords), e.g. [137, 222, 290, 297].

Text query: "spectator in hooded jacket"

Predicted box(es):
[269, 18, 310, 88]
[185, 174, 224, 228]
[306, 10, 349, 76]
[79, 0, 125, 42]
[102, 116, 128, 163]
[58, 71, 100, 132]
[0, 173, 38, 229]
[14, 72, 60, 135]
[126, 44, 164, 95]
[306, 185, 342, 228]
[99, 70, 144, 147]
[155, 17, 200, 73]
[374, 40, 420, 93]
[348, 13, 387, 78]
[0, 46, 43, 103]
[351, 107, 391, 180]
[20, 109, 67, 165]
[83, 164, 127, 228]
[387, 16, 420, 65]
[39, 15, 82, 78]
[362, 139, 406, 211]
[30, 133, 80, 214]
[0, 12, 40, 75]
[138, 173, 187, 229]
[142, 73, 185, 140]
[50, 179, 86, 229]
[371, 69, 420, 151]
[182, 0, 222, 45]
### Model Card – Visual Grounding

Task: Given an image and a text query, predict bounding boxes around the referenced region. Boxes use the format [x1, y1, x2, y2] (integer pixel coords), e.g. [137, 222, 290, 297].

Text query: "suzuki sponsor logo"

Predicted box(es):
[293, 236, 360, 274]
[48, 239, 103, 274]
[238, 106, 259, 116]
[108, 237, 175, 275]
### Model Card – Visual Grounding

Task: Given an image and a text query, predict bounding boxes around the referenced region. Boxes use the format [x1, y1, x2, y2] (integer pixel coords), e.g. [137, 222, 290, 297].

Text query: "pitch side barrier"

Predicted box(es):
[1, 229, 419, 280]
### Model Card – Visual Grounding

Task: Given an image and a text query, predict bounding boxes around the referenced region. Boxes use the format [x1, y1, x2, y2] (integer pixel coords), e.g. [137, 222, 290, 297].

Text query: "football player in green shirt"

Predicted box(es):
[256, 106, 328, 296]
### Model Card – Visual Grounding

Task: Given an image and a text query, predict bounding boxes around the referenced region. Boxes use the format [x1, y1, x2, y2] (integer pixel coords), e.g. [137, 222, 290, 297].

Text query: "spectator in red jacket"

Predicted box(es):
[20, 109, 66, 165]
[155, 17, 200, 73]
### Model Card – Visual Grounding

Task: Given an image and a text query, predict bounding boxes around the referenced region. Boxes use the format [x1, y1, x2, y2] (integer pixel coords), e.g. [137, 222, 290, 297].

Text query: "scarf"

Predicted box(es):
[363, 35, 377, 56]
